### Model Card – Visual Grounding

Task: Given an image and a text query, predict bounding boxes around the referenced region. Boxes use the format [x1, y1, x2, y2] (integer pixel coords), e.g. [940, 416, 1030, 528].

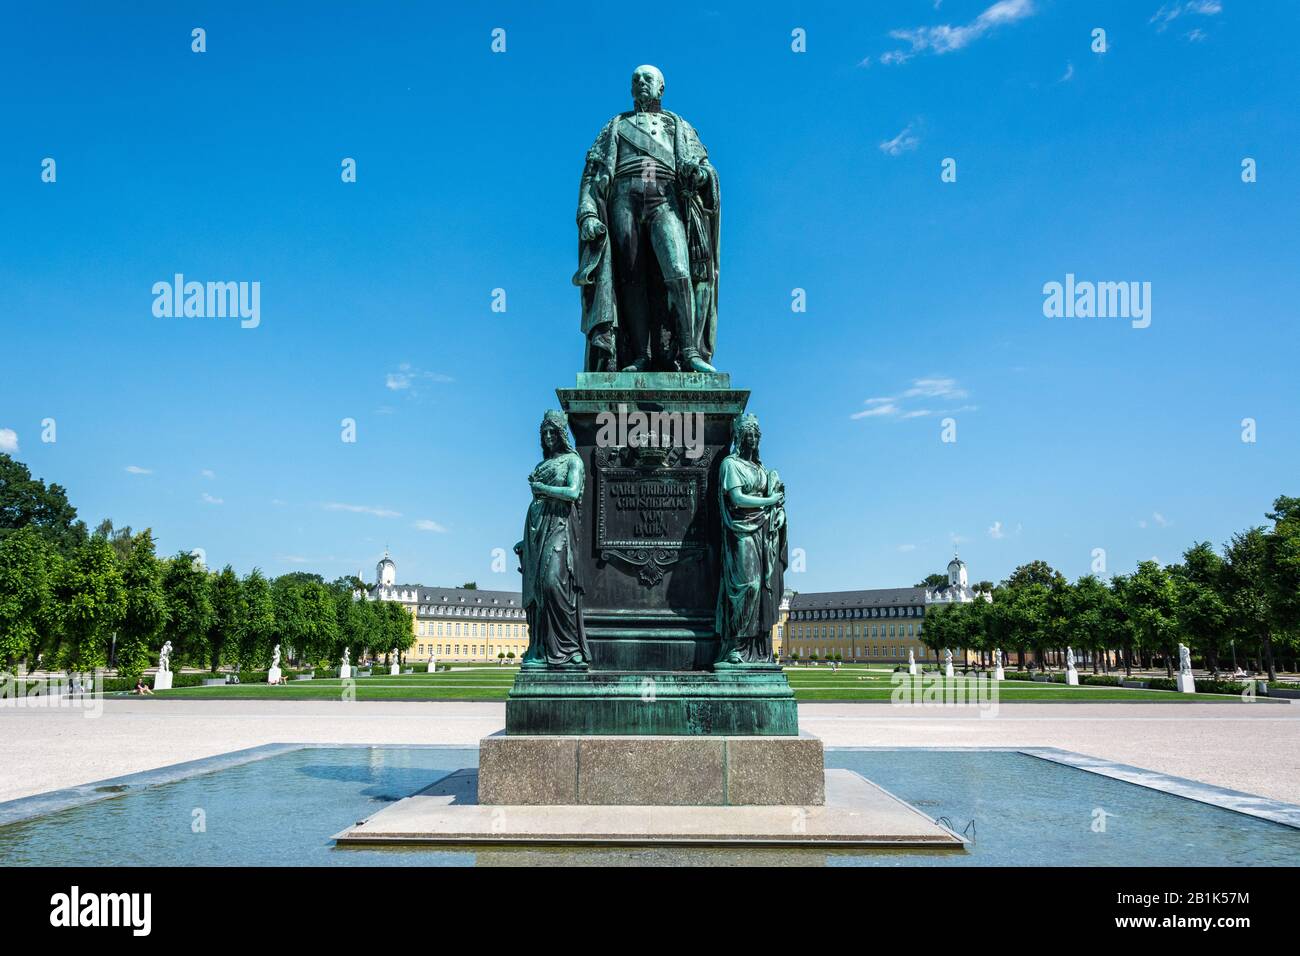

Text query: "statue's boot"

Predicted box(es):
[667, 276, 716, 373]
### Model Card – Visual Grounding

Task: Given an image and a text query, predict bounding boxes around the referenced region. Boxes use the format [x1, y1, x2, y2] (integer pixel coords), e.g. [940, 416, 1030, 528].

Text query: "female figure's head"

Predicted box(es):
[540, 409, 575, 458]
[732, 413, 761, 462]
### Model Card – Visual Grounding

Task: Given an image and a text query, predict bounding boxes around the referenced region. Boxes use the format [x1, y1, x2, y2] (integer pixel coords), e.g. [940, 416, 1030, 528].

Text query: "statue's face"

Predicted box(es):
[738, 425, 759, 455]
[631, 65, 665, 106]
[541, 424, 559, 454]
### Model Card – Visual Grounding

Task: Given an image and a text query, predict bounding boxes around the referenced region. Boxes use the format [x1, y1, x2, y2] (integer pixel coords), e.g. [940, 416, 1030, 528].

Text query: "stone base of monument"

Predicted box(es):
[390, 664, 400, 676]
[479, 732, 823, 805]
[266, 666, 282, 684]
[1066, 668, 1079, 686]
[1177, 672, 1197, 693]
[339, 664, 351, 680]
[505, 665, 798, 736]
[333, 762, 963, 848]
[153, 670, 173, 691]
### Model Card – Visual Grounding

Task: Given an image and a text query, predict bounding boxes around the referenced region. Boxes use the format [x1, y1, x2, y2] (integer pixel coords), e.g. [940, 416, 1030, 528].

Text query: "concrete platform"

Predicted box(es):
[478, 732, 824, 806]
[333, 768, 965, 848]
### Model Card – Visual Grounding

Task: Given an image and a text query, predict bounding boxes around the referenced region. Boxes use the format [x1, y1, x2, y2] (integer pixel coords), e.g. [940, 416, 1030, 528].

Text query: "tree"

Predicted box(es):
[0, 527, 59, 669]
[162, 553, 214, 668]
[115, 530, 168, 680]
[1171, 542, 1229, 675]
[460, 582, 478, 590]
[207, 565, 244, 671]
[1062, 576, 1110, 672]
[1003, 561, 1066, 590]
[272, 575, 309, 664]
[0, 454, 88, 554]
[915, 573, 948, 589]
[1264, 496, 1300, 672]
[376, 600, 413, 663]
[54, 536, 126, 671]
[1126, 561, 1179, 677]
[239, 570, 277, 668]
[1223, 528, 1277, 680]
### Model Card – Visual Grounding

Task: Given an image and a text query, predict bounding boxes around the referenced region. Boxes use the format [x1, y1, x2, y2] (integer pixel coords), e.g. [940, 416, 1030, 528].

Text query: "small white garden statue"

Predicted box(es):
[1176, 642, 1196, 694]
[267, 644, 283, 685]
[154, 640, 174, 690]
[390, 648, 400, 676]
[907, 648, 917, 676]
[993, 647, 1005, 682]
[944, 648, 954, 679]
[339, 647, 352, 680]
[1065, 646, 1079, 685]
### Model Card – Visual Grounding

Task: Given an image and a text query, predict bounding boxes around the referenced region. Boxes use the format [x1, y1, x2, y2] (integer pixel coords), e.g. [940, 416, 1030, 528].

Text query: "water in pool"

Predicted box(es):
[0, 747, 1294, 866]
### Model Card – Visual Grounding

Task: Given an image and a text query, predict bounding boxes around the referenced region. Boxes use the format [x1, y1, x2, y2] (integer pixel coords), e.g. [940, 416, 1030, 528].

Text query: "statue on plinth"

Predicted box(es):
[714, 413, 787, 665]
[574, 65, 720, 374]
[271, 645, 281, 669]
[517, 410, 591, 667]
[1178, 643, 1192, 675]
[158, 640, 173, 673]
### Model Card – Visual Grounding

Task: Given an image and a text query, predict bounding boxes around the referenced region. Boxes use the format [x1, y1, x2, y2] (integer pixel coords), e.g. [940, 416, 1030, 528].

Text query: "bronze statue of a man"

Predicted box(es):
[573, 65, 720, 374]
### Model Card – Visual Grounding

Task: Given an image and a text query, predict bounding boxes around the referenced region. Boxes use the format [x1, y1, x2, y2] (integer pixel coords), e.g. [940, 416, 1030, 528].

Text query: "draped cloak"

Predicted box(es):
[573, 110, 720, 371]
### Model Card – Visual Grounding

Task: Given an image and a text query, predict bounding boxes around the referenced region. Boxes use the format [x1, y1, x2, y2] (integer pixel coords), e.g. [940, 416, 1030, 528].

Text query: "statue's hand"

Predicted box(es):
[579, 217, 606, 242]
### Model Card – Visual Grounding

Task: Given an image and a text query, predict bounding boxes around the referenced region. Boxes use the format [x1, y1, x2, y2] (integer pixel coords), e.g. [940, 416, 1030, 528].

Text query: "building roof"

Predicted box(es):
[369, 583, 526, 617]
[790, 587, 926, 609]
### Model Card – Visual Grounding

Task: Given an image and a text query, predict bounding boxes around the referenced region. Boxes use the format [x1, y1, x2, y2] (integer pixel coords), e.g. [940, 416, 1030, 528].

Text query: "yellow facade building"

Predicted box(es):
[361, 553, 530, 663]
[781, 557, 988, 665]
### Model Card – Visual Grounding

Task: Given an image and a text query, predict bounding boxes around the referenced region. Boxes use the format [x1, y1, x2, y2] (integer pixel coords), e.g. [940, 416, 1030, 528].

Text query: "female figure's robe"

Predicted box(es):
[715, 454, 787, 663]
[520, 451, 591, 666]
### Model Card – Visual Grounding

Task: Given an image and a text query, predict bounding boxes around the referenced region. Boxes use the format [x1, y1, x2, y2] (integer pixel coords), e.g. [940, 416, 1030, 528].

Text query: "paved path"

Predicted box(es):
[1, 699, 1296, 804]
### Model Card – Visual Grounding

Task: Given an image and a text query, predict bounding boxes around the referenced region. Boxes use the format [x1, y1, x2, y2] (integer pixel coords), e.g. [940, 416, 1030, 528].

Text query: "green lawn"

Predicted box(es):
[124, 664, 1270, 703]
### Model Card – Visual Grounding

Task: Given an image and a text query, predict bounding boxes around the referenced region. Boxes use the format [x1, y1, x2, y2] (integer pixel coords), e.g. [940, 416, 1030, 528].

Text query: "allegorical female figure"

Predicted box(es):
[516, 410, 591, 667]
[715, 413, 787, 665]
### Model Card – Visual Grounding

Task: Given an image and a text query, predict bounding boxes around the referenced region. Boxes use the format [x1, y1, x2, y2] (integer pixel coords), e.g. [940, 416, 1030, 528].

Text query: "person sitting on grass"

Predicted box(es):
[135, 679, 153, 695]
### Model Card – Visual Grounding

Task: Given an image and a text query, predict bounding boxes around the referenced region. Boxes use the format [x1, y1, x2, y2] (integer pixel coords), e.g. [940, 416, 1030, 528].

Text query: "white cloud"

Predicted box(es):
[414, 519, 448, 533]
[0, 429, 17, 454]
[950, 532, 969, 546]
[324, 502, 402, 518]
[903, 377, 968, 400]
[1151, 1, 1221, 32]
[880, 124, 920, 156]
[851, 402, 900, 419]
[898, 543, 918, 552]
[988, 521, 1006, 539]
[385, 362, 454, 396]
[201, 493, 224, 505]
[1185, 27, 1207, 41]
[853, 377, 973, 422]
[879, 0, 1036, 64]
[125, 465, 152, 475]
[1153, 512, 1172, 527]
[200, 468, 216, 479]
[1059, 61, 1074, 82]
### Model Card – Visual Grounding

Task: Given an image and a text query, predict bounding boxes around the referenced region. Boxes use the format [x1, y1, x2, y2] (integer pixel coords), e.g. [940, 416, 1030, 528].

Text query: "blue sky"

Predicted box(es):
[2, 0, 1297, 591]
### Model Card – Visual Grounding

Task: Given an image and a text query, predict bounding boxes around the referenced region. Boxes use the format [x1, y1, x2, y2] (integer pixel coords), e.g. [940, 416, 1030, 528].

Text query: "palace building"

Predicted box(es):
[358, 552, 531, 663]
[780, 556, 989, 664]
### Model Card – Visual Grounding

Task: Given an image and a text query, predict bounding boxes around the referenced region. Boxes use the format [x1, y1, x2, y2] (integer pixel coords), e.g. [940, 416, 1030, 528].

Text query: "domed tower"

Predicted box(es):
[377, 549, 396, 588]
[947, 554, 968, 589]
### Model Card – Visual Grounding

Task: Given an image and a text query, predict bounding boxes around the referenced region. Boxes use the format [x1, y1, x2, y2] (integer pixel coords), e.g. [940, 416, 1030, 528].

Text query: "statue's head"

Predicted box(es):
[732, 413, 761, 459]
[631, 65, 665, 109]
[540, 409, 575, 457]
